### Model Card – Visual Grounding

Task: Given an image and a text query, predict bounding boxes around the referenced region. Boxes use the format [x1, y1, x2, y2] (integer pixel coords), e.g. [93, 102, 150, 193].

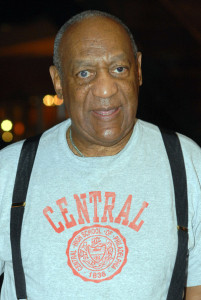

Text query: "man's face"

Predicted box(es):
[51, 16, 142, 147]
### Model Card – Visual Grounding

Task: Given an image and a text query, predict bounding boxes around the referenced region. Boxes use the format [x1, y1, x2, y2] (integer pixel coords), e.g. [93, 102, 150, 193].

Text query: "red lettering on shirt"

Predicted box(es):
[56, 197, 77, 228]
[101, 192, 116, 222]
[89, 191, 101, 222]
[43, 206, 65, 233]
[43, 192, 149, 233]
[74, 193, 90, 224]
[129, 201, 149, 232]
[114, 195, 132, 226]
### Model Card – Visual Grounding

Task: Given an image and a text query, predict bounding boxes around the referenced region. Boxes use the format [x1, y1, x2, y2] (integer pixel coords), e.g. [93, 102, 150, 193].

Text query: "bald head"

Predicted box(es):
[53, 10, 138, 77]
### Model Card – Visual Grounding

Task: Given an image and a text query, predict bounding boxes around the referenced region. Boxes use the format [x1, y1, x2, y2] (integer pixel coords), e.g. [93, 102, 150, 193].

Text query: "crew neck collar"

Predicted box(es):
[59, 119, 141, 164]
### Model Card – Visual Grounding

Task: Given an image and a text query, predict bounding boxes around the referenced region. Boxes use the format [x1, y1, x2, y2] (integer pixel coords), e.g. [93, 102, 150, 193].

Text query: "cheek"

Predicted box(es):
[120, 80, 139, 122]
[120, 79, 139, 104]
[127, 77, 139, 93]
[71, 83, 90, 104]
[63, 81, 89, 110]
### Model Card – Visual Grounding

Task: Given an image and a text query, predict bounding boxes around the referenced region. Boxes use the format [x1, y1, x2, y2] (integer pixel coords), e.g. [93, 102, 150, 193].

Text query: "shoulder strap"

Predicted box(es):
[10, 134, 41, 299]
[160, 128, 188, 300]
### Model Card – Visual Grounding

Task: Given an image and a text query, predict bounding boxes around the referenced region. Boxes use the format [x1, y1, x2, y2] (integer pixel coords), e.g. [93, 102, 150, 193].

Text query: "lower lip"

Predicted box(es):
[92, 107, 120, 120]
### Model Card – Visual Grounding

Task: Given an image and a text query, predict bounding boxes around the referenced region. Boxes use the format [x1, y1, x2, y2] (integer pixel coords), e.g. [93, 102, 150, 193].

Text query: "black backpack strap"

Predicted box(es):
[10, 134, 41, 299]
[160, 128, 188, 300]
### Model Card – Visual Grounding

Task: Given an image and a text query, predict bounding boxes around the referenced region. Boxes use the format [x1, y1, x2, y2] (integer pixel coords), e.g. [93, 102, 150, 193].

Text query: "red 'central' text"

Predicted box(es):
[43, 191, 149, 233]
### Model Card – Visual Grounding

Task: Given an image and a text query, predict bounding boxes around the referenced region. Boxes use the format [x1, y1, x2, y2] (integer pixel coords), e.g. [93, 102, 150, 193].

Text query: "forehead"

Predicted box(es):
[59, 16, 134, 65]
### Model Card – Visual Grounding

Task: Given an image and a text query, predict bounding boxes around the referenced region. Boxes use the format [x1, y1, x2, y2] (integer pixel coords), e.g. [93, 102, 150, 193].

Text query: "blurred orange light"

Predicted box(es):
[53, 95, 63, 106]
[43, 95, 54, 106]
[2, 132, 13, 142]
[14, 122, 25, 135]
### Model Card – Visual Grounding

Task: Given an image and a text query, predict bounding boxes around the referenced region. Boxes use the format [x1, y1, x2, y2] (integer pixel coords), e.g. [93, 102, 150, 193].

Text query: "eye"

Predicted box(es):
[112, 65, 129, 77]
[114, 66, 126, 73]
[78, 70, 90, 78]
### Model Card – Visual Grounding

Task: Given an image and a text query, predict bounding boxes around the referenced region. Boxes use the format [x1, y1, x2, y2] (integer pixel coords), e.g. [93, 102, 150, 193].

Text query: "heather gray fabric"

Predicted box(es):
[0, 119, 201, 300]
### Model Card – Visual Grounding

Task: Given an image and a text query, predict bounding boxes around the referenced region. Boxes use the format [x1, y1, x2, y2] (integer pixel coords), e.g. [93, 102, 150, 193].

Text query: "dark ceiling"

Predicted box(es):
[0, 0, 201, 145]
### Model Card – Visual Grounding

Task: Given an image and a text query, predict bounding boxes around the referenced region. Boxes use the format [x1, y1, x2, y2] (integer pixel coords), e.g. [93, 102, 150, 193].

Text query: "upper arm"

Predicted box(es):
[0, 261, 4, 276]
[182, 141, 201, 289]
[185, 285, 201, 300]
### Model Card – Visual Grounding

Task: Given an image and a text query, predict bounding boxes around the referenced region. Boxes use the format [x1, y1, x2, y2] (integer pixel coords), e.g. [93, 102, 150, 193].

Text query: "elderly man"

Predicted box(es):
[0, 10, 201, 300]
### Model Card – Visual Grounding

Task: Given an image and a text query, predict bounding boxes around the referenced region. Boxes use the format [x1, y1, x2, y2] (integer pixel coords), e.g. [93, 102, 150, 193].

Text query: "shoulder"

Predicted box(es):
[138, 119, 201, 156]
[0, 140, 24, 170]
[137, 119, 161, 136]
[40, 119, 70, 144]
[137, 119, 201, 182]
[176, 132, 201, 187]
[177, 132, 201, 159]
[0, 119, 70, 163]
[0, 120, 70, 209]
[0, 140, 24, 210]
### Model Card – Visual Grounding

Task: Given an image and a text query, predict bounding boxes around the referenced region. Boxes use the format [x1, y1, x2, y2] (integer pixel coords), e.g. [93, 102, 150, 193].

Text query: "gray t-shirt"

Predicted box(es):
[0, 119, 201, 300]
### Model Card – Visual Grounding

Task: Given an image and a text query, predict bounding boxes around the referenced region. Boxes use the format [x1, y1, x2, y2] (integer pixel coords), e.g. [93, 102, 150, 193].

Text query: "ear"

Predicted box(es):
[136, 52, 142, 86]
[49, 66, 63, 99]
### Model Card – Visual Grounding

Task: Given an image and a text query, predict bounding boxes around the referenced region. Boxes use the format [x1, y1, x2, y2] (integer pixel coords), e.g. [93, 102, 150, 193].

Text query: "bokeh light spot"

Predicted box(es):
[1, 119, 13, 131]
[2, 131, 13, 142]
[14, 122, 25, 135]
[43, 95, 54, 106]
[54, 95, 63, 106]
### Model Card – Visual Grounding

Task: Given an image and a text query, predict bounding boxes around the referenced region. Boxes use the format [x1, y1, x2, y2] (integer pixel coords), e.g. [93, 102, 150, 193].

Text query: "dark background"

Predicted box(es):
[0, 0, 201, 147]
[0, 0, 201, 290]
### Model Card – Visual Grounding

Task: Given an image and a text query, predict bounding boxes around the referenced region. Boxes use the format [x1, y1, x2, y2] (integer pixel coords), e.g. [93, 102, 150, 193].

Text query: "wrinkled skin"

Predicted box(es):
[50, 16, 142, 157]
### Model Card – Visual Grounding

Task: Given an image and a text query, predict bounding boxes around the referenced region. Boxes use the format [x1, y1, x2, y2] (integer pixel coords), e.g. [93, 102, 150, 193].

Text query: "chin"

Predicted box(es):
[94, 130, 126, 146]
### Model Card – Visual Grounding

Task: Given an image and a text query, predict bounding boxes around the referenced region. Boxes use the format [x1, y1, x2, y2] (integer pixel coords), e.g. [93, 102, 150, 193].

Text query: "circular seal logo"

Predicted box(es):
[66, 225, 128, 282]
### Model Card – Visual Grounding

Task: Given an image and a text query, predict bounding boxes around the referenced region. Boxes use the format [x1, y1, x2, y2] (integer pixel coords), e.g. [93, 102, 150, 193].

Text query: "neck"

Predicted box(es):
[69, 127, 85, 157]
[66, 124, 135, 157]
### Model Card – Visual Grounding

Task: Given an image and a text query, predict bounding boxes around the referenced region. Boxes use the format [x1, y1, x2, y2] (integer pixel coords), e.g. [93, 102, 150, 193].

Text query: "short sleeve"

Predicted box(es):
[187, 199, 201, 286]
[0, 260, 4, 276]
[0, 150, 5, 276]
[0, 143, 23, 277]
[179, 135, 201, 287]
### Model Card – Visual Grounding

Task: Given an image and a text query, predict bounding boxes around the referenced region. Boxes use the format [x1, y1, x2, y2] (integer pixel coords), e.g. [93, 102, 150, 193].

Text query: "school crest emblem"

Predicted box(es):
[66, 225, 128, 282]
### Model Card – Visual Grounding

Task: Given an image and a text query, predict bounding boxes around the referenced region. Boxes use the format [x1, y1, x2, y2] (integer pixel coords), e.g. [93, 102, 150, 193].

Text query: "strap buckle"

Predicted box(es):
[177, 225, 188, 232]
[12, 202, 26, 208]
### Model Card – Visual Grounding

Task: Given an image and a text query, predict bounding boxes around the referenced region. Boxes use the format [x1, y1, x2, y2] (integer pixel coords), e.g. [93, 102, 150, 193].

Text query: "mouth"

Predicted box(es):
[92, 107, 121, 119]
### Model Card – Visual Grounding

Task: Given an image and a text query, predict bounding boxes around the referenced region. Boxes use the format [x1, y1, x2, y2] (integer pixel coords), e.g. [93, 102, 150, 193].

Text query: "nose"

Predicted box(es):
[91, 72, 118, 99]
